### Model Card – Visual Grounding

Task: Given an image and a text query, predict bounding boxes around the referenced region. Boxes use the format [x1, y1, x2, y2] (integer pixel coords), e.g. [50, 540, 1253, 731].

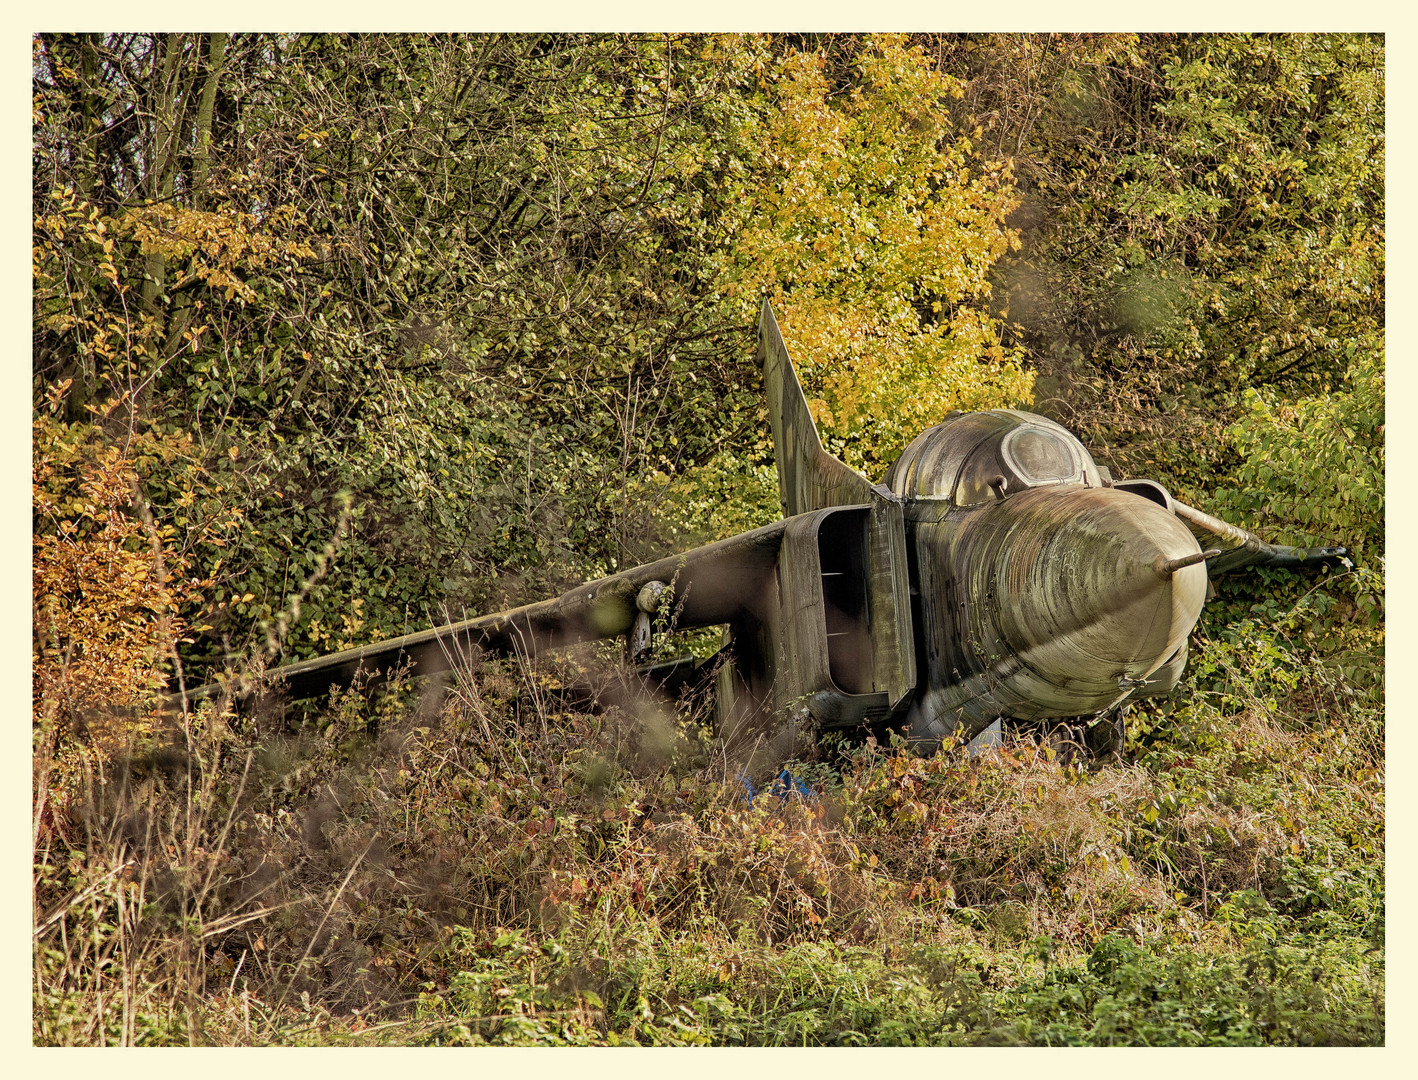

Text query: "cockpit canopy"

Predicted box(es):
[884, 409, 1104, 506]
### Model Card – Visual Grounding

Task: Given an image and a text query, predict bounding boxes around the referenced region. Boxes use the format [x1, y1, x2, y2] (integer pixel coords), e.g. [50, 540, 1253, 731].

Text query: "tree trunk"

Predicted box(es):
[163, 34, 230, 363]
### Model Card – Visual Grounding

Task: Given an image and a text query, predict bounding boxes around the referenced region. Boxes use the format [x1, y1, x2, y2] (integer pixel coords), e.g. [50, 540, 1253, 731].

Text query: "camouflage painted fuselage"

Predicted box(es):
[883, 411, 1206, 743]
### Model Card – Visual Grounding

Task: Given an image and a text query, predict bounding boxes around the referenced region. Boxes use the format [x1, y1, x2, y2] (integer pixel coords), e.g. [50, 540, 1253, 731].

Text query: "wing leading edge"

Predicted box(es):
[183, 302, 917, 714]
[1171, 500, 1352, 575]
[182, 519, 790, 706]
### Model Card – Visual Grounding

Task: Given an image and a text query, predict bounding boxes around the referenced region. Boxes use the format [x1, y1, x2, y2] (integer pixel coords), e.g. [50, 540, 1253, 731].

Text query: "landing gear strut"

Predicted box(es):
[1004, 704, 1129, 767]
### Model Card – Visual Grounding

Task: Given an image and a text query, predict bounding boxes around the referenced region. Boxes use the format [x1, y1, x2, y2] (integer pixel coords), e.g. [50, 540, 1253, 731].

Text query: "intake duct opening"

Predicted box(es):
[817, 510, 870, 694]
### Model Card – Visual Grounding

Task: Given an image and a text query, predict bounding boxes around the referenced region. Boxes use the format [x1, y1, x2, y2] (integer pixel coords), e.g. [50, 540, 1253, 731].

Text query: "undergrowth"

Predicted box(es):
[33, 616, 1384, 1045]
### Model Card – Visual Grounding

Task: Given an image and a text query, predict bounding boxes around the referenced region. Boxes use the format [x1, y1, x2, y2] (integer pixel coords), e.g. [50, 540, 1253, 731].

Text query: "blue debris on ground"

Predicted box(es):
[737, 769, 816, 807]
[736, 771, 759, 803]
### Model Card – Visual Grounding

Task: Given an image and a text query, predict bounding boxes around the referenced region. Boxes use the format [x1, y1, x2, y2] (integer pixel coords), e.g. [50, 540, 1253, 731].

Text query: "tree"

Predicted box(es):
[34, 34, 774, 675]
[930, 33, 1383, 493]
[720, 35, 1033, 478]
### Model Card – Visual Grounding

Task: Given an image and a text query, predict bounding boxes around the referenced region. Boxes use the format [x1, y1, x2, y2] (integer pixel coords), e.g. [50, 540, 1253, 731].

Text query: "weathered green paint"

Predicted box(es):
[767, 497, 915, 728]
[1172, 499, 1350, 575]
[903, 484, 1207, 744]
[233, 517, 789, 703]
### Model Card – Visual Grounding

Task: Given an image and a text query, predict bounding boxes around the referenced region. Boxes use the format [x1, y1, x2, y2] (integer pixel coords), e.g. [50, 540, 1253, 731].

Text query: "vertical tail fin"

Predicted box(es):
[756, 299, 877, 516]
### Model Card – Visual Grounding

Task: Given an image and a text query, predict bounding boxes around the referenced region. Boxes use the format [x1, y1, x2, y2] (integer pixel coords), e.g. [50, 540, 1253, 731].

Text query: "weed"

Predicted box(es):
[34, 593, 1383, 1045]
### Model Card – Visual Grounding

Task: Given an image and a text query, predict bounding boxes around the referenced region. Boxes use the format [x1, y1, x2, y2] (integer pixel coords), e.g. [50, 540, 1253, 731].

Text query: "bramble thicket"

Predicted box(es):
[33, 33, 1382, 1045]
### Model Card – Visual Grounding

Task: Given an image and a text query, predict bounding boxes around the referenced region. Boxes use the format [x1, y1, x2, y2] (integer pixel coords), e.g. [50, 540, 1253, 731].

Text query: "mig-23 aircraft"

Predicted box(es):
[214, 300, 1350, 760]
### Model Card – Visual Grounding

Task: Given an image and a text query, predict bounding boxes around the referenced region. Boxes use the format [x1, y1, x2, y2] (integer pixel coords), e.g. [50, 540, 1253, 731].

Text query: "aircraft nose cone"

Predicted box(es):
[937, 485, 1210, 724]
[907, 483, 1214, 737]
[997, 486, 1207, 684]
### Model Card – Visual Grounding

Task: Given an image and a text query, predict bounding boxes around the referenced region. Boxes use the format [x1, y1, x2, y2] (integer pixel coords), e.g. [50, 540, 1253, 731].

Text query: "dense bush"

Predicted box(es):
[33, 637, 1382, 1044]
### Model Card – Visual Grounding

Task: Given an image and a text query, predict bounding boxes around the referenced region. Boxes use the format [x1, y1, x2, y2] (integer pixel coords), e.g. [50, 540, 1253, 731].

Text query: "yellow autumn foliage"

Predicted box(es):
[32, 418, 190, 794]
[124, 201, 316, 304]
[724, 35, 1034, 474]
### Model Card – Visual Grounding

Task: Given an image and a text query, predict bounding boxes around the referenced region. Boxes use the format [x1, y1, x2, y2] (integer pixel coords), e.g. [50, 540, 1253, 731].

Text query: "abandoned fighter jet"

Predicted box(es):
[225, 300, 1350, 757]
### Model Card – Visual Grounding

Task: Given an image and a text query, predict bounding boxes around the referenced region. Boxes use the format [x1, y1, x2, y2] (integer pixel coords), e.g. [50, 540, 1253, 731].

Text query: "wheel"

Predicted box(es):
[1086, 706, 1128, 765]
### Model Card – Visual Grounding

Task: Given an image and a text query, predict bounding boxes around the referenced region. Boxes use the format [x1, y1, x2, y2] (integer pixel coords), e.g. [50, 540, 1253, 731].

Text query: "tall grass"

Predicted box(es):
[33, 619, 1383, 1045]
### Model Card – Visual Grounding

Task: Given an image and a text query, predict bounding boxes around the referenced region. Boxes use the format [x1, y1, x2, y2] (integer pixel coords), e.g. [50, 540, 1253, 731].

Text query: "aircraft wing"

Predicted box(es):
[179, 301, 912, 712]
[183, 519, 791, 706]
[1170, 500, 1352, 575]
